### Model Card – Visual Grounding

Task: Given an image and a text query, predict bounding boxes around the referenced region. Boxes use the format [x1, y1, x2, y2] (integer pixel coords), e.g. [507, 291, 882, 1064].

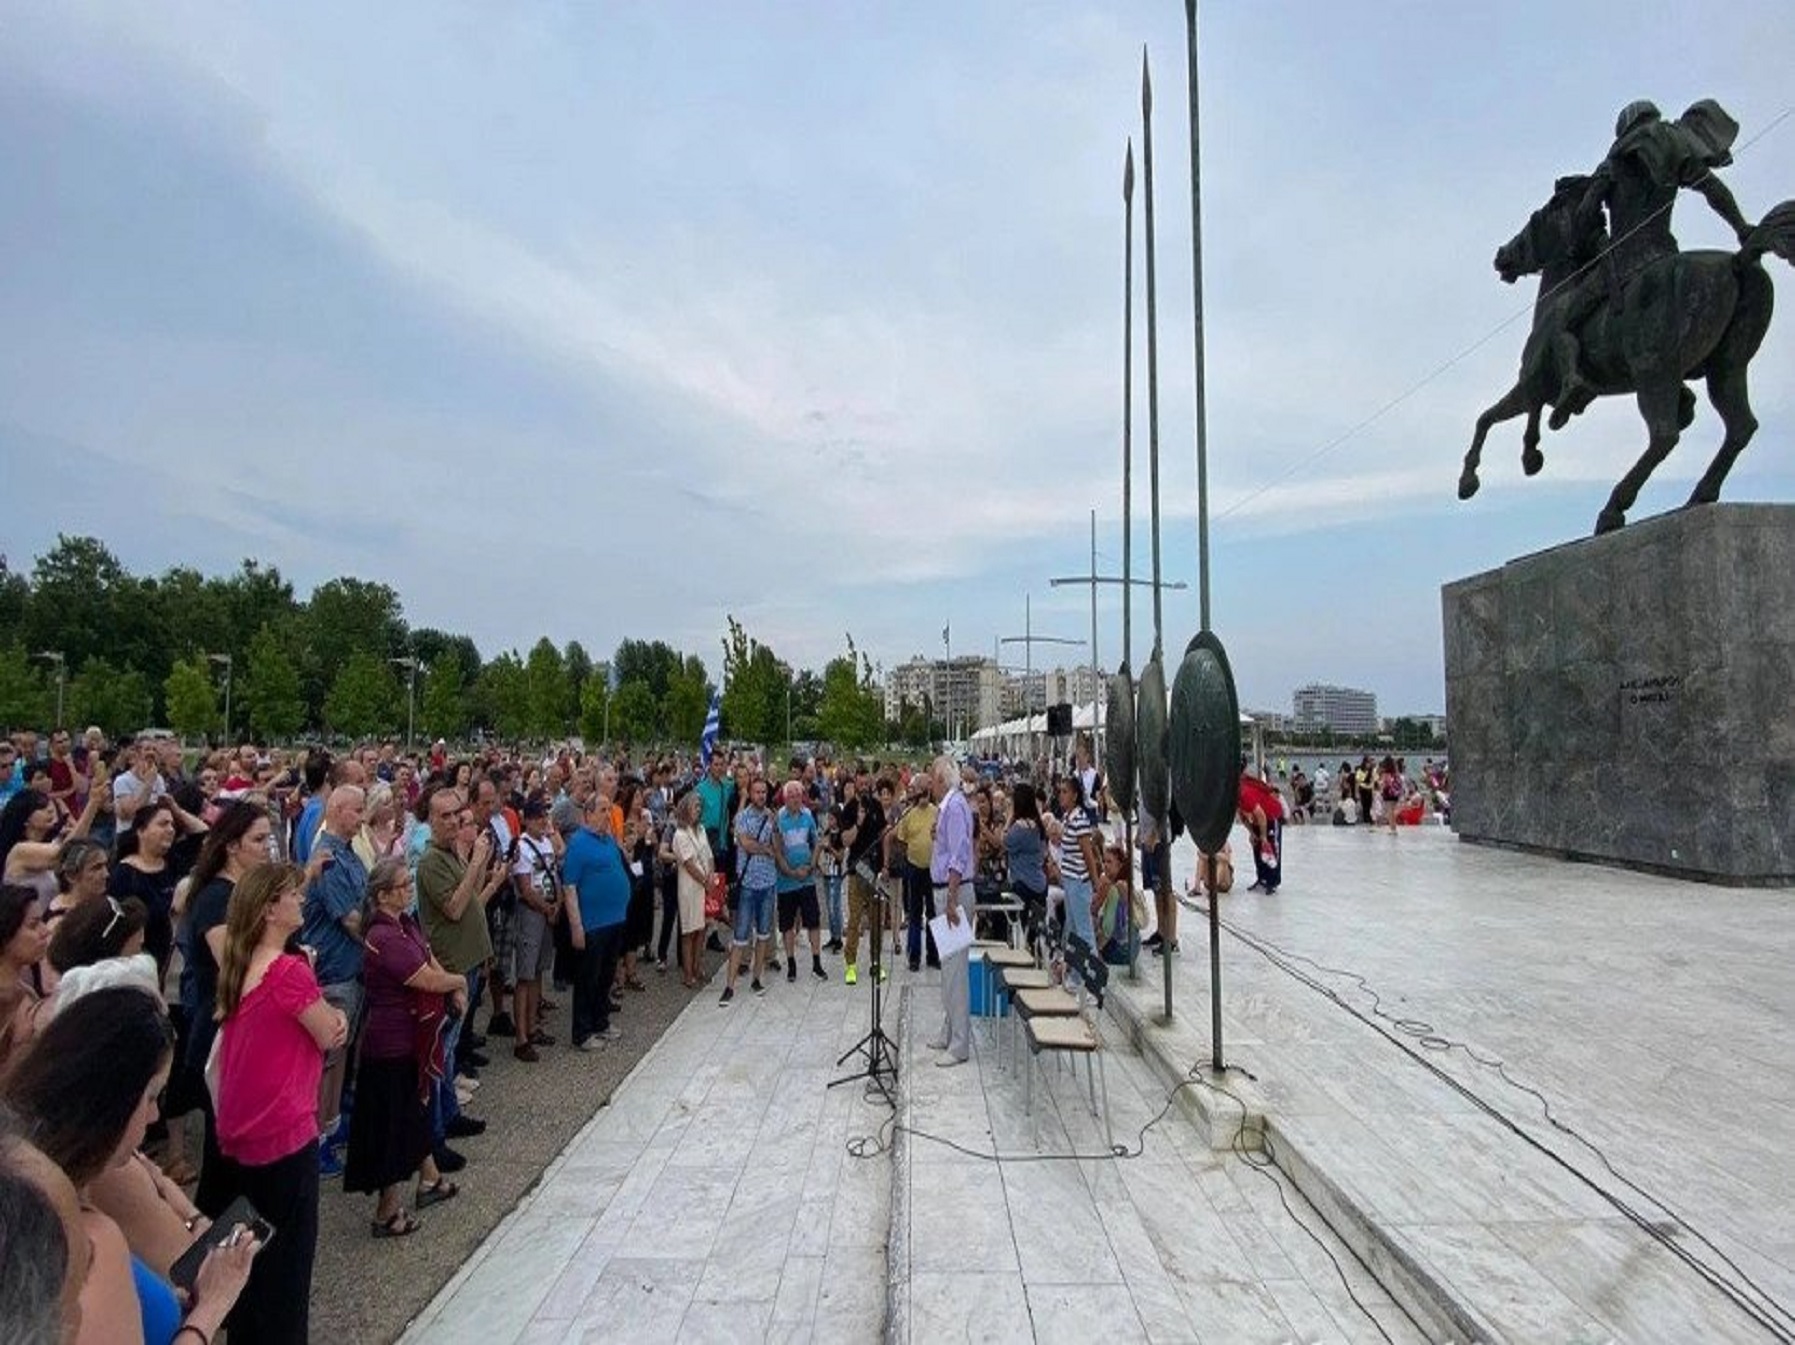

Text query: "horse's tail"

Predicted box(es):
[1737, 200, 1795, 269]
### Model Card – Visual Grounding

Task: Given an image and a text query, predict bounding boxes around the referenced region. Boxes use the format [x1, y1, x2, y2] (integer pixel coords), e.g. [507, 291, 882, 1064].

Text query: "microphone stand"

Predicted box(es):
[828, 809, 904, 1105]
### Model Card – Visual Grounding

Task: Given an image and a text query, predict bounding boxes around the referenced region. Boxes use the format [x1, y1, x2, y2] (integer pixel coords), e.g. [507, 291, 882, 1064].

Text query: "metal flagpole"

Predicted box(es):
[1187, 0, 1224, 1073]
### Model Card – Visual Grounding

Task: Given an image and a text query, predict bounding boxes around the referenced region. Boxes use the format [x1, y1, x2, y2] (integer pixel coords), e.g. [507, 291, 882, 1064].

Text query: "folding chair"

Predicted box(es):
[1020, 936, 1113, 1151]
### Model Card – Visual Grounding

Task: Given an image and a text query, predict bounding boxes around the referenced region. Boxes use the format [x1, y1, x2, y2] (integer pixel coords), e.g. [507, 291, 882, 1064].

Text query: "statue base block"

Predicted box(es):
[1443, 503, 1795, 886]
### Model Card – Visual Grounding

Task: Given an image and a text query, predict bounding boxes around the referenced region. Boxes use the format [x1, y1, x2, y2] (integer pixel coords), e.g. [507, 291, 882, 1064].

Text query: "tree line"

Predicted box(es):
[0, 535, 896, 749]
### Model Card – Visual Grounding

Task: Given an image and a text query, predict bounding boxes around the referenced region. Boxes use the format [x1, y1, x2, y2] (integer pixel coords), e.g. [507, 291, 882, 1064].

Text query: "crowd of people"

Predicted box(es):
[0, 717, 1397, 1343]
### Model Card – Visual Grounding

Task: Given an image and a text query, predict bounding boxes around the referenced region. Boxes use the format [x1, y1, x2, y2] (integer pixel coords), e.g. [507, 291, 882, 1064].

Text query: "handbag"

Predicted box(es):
[704, 871, 728, 922]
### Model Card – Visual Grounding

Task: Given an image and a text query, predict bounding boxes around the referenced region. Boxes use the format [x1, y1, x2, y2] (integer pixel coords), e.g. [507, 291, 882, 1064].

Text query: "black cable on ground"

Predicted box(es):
[844, 1044, 1401, 1342]
[1191, 897, 1795, 1343]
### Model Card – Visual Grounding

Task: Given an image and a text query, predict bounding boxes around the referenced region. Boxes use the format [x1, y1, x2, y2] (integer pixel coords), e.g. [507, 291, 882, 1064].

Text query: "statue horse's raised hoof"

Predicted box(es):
[1522, 446, 1545, 476]
[1595, 507, 1627, 535]
[1457, 469, 1481, 500]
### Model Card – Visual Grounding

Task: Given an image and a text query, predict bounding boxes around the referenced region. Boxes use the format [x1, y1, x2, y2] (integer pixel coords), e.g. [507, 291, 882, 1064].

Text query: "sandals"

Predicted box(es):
[372, 1209, 420, 1238]
[415, 1178, 459, 1209]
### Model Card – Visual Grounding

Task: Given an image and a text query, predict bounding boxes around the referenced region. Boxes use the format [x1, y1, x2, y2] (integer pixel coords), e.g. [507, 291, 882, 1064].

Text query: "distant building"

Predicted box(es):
[884, 656, 1003, 733]
[1245, 708, 1292, 734]
[1001, 664, 1103, 715]
[1292, 683, 1379, 736]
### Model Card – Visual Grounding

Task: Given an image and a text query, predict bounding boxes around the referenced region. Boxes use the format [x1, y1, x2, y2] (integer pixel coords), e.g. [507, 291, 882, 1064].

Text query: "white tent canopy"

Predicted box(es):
[969, 701, 1258, 763]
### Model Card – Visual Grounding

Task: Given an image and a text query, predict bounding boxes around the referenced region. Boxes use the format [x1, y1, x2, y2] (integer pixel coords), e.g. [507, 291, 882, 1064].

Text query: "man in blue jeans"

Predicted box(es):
[722, 777, 778, 1005]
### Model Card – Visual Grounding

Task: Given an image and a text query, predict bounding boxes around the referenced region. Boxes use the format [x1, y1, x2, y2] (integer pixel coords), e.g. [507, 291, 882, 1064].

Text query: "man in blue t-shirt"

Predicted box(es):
[722, 777, 778, 1005]
[561, 794, 633, 1049]
[773, 781, 827, 984]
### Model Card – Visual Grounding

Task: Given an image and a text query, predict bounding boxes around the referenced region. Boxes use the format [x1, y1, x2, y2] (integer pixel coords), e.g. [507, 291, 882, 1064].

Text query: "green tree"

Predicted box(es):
[155, 567, 234, 662]
[325, 653, 400, 739]
[476, 653, 530, 740]
[239, 624, 306, 740]
[0, 644, 50, 729]
[564, 640, 593, 707]
[719, 616, 788, 745]
[612, 639, 683, 704]
[419, 650, 470, 741]
[609, 679, 658, 742]
[817, 636, 885, 749]
[221, 561, 297, 653]
[67, 658, 153, 739]
[163, 657, 221, 741]
[661, 656, 710, 746]
[523, 638, 572, 738]
[24, 535, 127, 670]
[578, 678, 610, 745]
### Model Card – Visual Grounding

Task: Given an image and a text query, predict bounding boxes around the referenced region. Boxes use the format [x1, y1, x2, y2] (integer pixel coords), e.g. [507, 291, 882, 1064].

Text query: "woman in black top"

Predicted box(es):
[107, 800, 186, 981]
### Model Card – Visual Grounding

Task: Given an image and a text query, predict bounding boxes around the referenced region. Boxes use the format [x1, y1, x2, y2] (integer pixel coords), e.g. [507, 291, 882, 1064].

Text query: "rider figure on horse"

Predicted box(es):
[1550, 99, 1754, 430]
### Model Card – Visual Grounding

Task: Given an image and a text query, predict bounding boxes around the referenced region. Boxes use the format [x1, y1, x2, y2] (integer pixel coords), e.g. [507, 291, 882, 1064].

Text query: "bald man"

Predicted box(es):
[303, 783, 369, 1174]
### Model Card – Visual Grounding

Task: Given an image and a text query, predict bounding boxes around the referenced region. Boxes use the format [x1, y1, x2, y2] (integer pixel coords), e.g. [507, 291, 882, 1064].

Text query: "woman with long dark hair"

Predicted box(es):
[108, 799, 189, 981]
[1, 776, 105, 912]
[615, 778, 655, 993]
[4, 986, 256, 1345]
[209, 862, 346, 1344]
[1004, 782, 1051, 951]
[0, 883, 53, 1077]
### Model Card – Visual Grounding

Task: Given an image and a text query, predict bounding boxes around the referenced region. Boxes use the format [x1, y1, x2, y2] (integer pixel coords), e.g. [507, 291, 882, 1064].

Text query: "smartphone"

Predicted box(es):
[169, 1196, 274, 1292]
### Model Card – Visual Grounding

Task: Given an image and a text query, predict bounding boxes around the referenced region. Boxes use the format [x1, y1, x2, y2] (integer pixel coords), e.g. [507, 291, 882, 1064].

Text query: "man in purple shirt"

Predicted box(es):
[926, 755, 977, 1065]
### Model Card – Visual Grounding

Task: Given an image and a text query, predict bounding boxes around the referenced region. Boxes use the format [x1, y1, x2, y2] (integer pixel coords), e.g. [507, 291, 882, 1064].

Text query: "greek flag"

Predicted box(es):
[700, 688, 722, 768]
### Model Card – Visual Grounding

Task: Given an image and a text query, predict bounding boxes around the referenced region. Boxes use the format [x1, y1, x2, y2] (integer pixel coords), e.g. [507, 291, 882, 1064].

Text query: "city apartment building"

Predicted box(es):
[1292, 682, 1379, 736]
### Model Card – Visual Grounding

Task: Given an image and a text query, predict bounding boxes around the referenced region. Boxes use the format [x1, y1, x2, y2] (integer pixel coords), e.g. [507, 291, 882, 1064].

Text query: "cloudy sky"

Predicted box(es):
[4, 1, 1792, 716]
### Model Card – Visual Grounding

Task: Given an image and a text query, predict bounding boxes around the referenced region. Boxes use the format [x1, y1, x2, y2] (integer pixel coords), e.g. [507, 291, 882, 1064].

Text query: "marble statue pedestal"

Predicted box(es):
[1442, 503, 1795, 885]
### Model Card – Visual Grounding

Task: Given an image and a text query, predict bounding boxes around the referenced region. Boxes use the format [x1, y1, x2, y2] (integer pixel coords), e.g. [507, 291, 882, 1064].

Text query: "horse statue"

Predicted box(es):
[1457, 179, 1795, 534]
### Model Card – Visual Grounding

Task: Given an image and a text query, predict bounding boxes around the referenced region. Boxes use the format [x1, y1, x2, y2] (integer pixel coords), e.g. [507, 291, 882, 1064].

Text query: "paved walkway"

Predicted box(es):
[401, 822, 1795, 1343]
[1115, 821, 1795, 1343]
[399, 961, 890, 1344]
[889, 971, 1424, 1343]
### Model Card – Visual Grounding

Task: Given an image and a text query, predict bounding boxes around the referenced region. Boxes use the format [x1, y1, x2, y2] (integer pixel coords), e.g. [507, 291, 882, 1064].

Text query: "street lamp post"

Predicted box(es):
[207, 653, 234, 744]
[390, 657, 422, 750]
[33, 652, 66, 729]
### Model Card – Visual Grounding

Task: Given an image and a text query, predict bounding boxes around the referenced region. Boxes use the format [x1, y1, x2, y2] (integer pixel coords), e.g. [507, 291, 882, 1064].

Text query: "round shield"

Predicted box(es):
[1169, 629, 1241, 854]
[1104, 667, 1137, 815]
[1136, 652, 1168, 823]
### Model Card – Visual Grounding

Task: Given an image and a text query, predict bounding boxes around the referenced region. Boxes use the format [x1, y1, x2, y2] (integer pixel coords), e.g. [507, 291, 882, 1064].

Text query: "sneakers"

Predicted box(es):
[787, 960, 798, 983]
[844, 963, 859, 985]
[445, 1115, 486, 1139]
[576, 1037, 604, 1051]
[767, 955, 782, 973]
[318, 1144, 345, 1179]
[752, 978, 765, 996]
[812, 959, 827, 981]
[824, 938, 843, 954]
[466, 1051, 491, 1069]
[879, 963, 889, 984]
[486, 1013, 517, 1039]
[720, 986, 736, 1006]
[596, 1025, 622, 1041]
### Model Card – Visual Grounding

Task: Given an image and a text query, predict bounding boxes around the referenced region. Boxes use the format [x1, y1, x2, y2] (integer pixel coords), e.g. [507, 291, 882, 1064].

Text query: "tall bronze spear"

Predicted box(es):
[1120, 141, 1138, 978]
[1139, 47, 1177, 1022]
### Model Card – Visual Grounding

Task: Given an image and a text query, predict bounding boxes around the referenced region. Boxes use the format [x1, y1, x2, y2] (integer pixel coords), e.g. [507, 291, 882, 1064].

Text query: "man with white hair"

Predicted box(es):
[303, 783, 369, 1175]
[925, 754, 977, 1066]
[773, 780, 827, 983]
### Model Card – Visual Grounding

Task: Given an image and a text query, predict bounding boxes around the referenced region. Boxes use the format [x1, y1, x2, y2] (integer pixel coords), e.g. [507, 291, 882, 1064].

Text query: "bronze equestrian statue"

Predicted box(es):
[1457, 99, 1795, 534]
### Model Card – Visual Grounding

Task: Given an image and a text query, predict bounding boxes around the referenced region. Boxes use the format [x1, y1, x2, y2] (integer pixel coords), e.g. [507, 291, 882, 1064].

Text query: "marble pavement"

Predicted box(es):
[1112, 821, 1795, 1342]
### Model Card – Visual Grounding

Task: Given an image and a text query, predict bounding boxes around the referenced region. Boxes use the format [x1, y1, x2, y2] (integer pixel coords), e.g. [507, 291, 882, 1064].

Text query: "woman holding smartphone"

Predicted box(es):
[4, 985, 257, 1345]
